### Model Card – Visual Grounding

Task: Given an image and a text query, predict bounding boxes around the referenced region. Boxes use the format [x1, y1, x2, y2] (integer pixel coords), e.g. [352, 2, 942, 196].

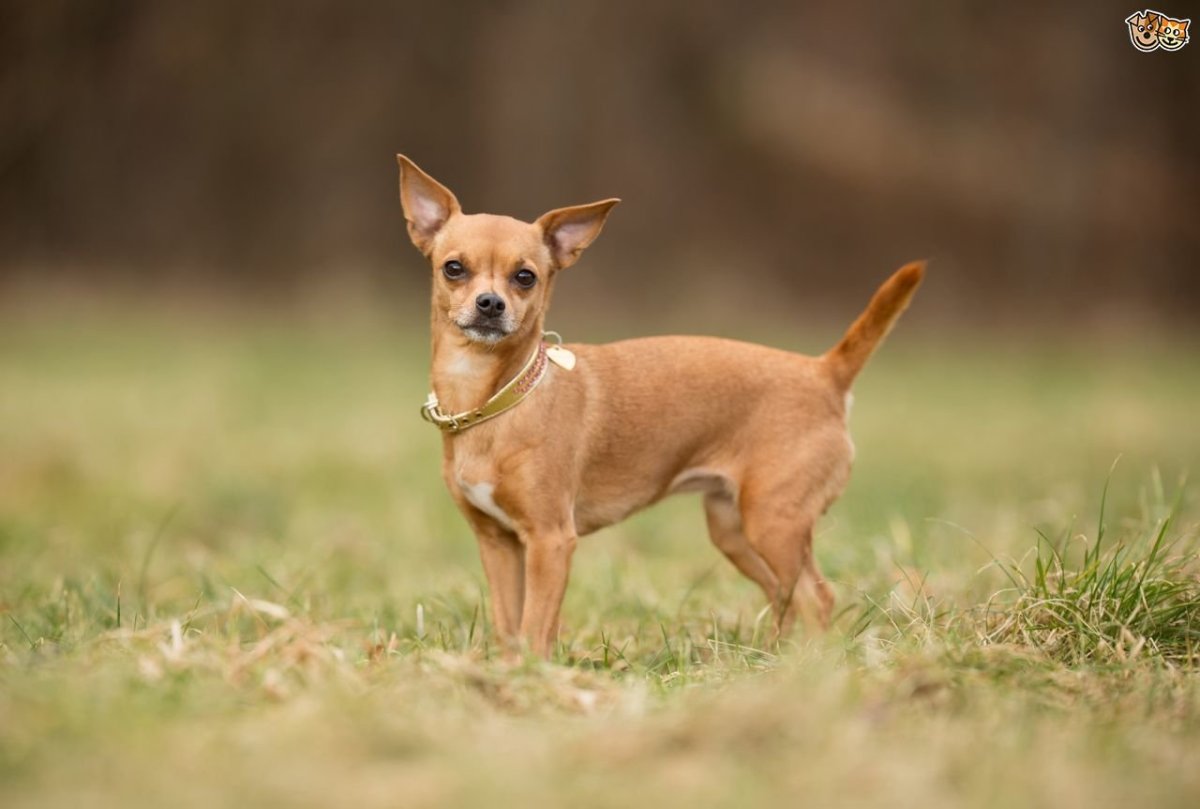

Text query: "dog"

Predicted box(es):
[1126, 11, 1162, 51]
[396, 154, 923, 658]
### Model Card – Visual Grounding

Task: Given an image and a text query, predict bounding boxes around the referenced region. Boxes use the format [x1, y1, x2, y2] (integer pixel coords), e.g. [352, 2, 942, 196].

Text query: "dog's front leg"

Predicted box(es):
[470, 519, 525, 647]
[519, 529, 577, 658]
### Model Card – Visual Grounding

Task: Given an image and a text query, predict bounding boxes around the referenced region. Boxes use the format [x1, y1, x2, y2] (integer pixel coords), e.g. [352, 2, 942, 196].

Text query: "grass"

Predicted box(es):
[981, 484, 1199, 666]
[1, 300, 1199, 807]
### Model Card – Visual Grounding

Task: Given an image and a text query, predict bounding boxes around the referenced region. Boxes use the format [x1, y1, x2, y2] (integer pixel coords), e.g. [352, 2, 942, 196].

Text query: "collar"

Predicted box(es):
[419, 334, 575, 434]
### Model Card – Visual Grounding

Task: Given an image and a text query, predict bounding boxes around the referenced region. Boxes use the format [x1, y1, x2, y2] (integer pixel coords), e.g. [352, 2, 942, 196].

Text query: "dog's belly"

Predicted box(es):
[571, 496, 638, 535]
[572, 489, 646, 536]
[572, 467, 733, 536]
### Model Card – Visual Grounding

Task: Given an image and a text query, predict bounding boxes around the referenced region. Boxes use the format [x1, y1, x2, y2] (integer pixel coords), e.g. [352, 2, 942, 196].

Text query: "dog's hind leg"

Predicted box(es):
[704, 491, 780, 609]
[738, 460, 844, 639]
[782, 525, 835, 636]
[745, 510, 833, 638]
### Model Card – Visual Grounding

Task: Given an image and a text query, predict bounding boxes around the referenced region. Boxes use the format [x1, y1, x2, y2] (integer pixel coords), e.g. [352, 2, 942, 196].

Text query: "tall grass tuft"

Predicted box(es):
[982, 483, 1200, 667]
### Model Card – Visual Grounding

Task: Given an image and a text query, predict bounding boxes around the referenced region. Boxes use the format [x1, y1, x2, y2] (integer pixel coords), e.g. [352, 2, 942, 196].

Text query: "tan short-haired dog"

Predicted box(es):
[397, 155, 923, 658]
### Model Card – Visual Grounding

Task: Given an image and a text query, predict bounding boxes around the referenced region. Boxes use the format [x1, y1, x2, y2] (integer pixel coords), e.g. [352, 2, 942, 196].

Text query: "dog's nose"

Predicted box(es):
[475, 293, 506, 316]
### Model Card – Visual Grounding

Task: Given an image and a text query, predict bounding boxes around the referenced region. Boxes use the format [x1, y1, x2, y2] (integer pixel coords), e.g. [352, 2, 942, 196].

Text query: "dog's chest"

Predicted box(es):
[456, 475, 516, 530]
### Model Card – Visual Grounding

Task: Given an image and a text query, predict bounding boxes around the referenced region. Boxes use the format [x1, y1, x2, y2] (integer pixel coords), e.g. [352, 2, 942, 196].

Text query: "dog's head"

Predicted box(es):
[397, 155, 618, 347]
[1126, 11, 1161, 51]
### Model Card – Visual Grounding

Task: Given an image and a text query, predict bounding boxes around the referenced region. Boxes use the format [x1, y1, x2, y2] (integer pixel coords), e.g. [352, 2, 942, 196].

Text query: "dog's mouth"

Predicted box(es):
[1128, 27, 1158, 48]
[457, 321, 511, 344]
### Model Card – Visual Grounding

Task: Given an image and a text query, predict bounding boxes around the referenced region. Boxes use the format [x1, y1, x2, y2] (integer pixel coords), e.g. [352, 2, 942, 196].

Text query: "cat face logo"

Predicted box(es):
[1157, 14, 1191, 49]
[1126, 9, 1190, 51]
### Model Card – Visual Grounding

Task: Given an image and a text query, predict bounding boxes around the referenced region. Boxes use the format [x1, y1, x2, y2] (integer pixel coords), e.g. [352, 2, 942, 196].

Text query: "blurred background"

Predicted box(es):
[2, 0, 1197, 328]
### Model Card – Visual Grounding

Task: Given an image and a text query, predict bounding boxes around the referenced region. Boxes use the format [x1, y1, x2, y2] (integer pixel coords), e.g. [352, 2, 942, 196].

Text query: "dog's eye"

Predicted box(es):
[442, 260, 466, 280]
[513, 269, 537, 289]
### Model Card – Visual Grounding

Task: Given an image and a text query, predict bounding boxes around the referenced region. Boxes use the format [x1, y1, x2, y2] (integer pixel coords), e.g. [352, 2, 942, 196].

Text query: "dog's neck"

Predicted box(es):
[429, 317, 545, 415]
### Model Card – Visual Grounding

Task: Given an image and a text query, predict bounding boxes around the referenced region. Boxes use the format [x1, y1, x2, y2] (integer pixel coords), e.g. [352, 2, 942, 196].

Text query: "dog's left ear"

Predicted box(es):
[397, 155, 461, 255]
[536, 199, 620, 269]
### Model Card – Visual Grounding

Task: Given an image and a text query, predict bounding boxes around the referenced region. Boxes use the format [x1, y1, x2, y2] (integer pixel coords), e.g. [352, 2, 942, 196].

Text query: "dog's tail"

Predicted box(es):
[823, 261, 925, 390]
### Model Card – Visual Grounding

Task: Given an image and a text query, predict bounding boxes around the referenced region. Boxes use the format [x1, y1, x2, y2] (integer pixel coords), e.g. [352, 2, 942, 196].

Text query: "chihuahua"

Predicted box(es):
[397, 154, 923, 658]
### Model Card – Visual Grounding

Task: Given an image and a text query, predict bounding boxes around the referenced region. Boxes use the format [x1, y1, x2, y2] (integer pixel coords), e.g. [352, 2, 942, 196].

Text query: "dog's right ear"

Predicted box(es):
[397, 155, 461, 255]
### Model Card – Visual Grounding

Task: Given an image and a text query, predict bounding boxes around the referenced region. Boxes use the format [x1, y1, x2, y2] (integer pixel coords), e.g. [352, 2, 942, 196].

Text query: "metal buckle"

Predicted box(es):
[420, 394, 445, 427]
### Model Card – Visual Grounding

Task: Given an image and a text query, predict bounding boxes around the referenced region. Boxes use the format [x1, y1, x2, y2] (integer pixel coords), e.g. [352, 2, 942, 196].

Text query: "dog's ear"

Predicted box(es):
[536, 199, 620, 269]
[397, 155, 461, 255]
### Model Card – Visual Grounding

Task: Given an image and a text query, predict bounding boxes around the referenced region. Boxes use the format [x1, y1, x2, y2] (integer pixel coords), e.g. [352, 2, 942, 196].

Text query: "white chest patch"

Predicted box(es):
[459, 479, 516, 531]
[445, 350, 483, 379]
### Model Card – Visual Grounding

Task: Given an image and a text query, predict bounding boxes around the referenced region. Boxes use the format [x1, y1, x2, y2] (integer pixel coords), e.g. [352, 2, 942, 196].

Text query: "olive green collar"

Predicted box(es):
[420, 334, 575, 434]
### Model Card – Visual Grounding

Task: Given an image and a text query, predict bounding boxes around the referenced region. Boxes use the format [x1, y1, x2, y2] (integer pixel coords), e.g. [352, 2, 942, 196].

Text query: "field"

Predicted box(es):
[2, 301, 1199, 808]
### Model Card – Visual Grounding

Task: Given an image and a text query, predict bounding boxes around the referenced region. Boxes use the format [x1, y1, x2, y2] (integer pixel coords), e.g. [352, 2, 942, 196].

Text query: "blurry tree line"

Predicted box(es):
[1, 0, 1197, 321]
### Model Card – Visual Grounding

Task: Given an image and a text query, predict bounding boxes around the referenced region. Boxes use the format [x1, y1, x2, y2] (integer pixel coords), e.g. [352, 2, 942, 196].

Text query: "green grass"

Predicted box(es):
[1, 303, 1199, 808]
